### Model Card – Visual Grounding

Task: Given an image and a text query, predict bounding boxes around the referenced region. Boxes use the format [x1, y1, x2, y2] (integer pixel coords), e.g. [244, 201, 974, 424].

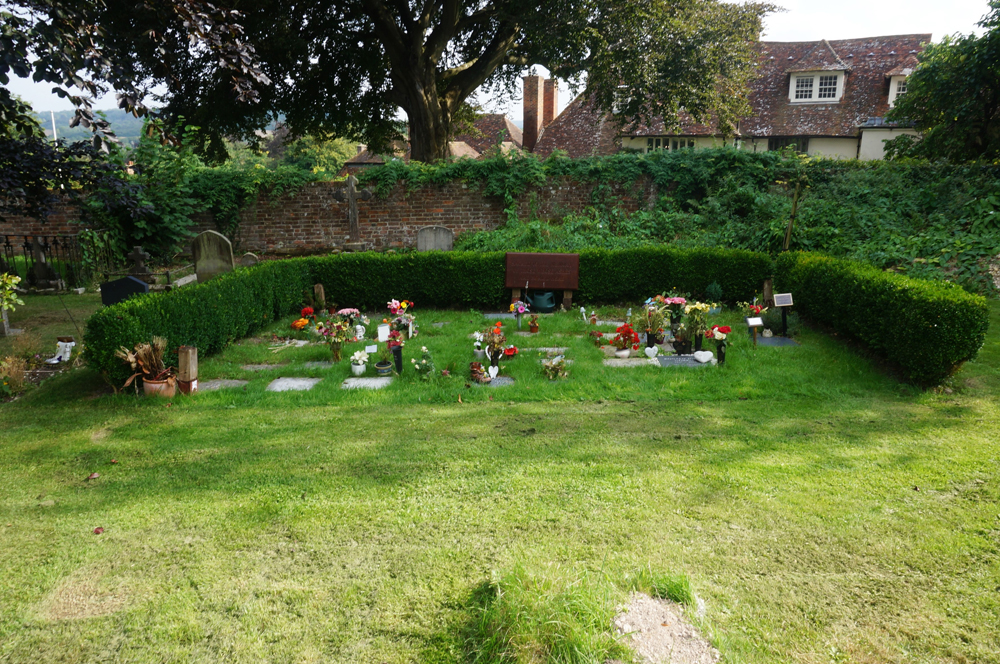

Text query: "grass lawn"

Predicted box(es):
[0, 296, 998, 663]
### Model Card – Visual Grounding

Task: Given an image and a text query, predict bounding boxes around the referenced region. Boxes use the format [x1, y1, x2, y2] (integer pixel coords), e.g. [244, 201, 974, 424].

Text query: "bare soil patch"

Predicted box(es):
[37, 568, 126, 621]
[613, 593, 719, 664]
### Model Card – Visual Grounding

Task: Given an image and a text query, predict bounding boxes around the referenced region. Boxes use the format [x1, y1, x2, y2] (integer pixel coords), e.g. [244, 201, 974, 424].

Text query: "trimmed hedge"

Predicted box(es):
[577, 247, 773, 304]
[85, 260, 311, 387]
[775, 252, 989, 385]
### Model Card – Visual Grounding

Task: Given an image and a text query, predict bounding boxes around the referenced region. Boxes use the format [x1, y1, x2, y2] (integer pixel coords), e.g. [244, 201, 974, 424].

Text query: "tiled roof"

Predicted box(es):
[448, 141, 480, 159]
[532, 33, 930, 149]
[453, 114, 523, 154]
[746, 34, 930, 138]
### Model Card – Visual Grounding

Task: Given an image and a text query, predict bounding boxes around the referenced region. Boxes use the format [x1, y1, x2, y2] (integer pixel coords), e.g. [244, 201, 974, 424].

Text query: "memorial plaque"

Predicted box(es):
[774, 293, 794, 307]
[100, 276, 150, 306]
[746, 317, 764, 327]
[505, 253, 579, 290]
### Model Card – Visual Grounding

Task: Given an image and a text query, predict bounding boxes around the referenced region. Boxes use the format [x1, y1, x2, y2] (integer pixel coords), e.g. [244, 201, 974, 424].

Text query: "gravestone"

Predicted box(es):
[333, 175, 373, 252]
[192, 230, 235, 283]
[239, 252, 259, 267]
[127, 246, 151, 276]
[30, 238, 61, 289]
[417, 226, 454, 252]
[100, 275, 150, 306]
[1, 308, 24, 337]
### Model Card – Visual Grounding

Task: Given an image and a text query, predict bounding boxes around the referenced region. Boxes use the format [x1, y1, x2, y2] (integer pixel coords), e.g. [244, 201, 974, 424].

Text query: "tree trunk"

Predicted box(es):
[406, 101, 451, 163]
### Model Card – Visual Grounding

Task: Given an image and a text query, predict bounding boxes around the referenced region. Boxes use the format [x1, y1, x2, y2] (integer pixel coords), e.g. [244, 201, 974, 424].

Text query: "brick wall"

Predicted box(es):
[1, 176, 656, 254]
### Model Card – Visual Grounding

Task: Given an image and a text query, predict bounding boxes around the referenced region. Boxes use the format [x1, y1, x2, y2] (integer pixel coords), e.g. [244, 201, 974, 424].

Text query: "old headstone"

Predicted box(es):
[30, 238, 61, 289]
[127, 246, 151, 276]
[100, 275, 150, 306]
[1, 308, 24, 337]
[239, 252, 259, 267]
[417, 226, 454, 252]
[333, 174, 372, 252]
[192, 230, 234, 283]
[313, 283, 326, 309]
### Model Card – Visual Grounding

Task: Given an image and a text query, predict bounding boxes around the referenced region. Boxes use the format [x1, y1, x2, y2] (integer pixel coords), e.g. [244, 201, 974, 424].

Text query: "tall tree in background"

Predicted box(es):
[885, 1, 1000, 162]
[97, 0, 772, 163]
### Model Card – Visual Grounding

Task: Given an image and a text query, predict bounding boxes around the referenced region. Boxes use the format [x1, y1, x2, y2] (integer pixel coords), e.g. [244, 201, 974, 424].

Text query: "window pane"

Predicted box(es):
[896, 80, 907, 96]
[818, 75, 837, 99]
[795, 76, 814, 99]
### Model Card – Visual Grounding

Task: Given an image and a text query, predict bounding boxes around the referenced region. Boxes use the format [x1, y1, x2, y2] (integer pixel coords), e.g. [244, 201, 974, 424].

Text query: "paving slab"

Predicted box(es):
[756, 336, 800, 347]
[657, 355, 714, 367]
[304, 361, 334, 369]
[484, 312, 515, 319]
[431, 321, 450, 328]
[475, 376, 515, 387]
[199, 379, 249, 392]
[603, 358, 658, 368]
[596, 319, 625, 327]
[242, 363, 286, 371]
[342, 377, 393, 390]
[532, 347, 569, 354]
[266, 377, 322, 392]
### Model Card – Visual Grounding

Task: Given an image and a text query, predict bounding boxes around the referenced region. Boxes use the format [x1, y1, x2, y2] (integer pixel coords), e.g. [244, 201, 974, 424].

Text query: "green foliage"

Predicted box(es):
[775, 252, 990, 385]
[84, 260, 311, 387]
[280, 134, 356, 176]
[0, 273, 25, 312]
[885, 0, 1000, 162]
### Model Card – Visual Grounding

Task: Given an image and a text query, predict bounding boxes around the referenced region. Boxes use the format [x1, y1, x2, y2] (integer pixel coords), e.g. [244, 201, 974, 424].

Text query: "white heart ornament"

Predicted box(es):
[644, 346, 659, 359]
[488, 365, 499, 379]
[693, 351, 714, 364]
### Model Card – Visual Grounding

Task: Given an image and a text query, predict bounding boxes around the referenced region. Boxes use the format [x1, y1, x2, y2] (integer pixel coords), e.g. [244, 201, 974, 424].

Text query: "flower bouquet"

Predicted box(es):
[706, 325, 731, 365]
[387, 299, 417, 338]
[631, 303, 667, 346]
[611, 323, 640, 358]
[337, 308, 370, 339]
[387, 330, 405, 373]
[672, 323, 692, 355]
[410, 346, 435, 381]
[510, 299, 529, 328]
[472, 331, 486, 358]
[483, 322, 506, 367]
[542, 356, 569, 380]
[321, 316, 356, 361]
[684, 302, 712, 350]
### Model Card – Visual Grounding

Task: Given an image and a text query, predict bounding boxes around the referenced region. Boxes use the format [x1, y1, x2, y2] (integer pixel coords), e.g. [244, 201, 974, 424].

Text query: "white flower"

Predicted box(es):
[421, 346, 428, 352]
[411, 358, 416, 363]
[421, 359, 426, 364]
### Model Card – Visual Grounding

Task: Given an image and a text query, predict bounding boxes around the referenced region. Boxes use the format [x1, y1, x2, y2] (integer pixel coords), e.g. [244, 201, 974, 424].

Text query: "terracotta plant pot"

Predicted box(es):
[143, 377, 176, 398]
[529, 324, 539, 334]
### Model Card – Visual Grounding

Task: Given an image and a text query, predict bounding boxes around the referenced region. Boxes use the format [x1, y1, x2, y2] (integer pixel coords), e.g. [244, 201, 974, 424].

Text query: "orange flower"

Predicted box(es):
[291, 318, 309, 330]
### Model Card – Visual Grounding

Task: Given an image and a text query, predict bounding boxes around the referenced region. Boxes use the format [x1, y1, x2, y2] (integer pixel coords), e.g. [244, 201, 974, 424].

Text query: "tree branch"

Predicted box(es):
[424, 0, 461, 66]
[441, 22, 519, 105]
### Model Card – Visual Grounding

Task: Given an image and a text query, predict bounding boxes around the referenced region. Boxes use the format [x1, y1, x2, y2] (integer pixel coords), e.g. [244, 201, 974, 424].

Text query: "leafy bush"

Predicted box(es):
[85, 260, 311, 387]
[775, 252, 990, 385]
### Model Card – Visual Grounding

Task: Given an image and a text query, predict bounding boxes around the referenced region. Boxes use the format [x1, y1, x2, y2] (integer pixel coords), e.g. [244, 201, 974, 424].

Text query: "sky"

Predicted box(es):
[6, 0, 993, 122]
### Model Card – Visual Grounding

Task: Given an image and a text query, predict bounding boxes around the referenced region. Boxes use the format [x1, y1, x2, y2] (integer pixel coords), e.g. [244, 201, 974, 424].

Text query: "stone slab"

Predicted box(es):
[596, 320, 625, 327]
[172, 274, 198, 288]
[304, 361, 333, 369]
[192, 230, 235, 283]
[266, 377, 322, 392]
[657, 356, 713, 368]
[531, 347, 569, 354]
[242, 363, 286, 371]
[482, 376, 515, 387]
[756, 336, 800, 347]
[199, 379, 249, 392]
[603, 358, 658, 368]
[341, 377, 393, 390]
[484, 312, 515, 319]
[416, 226, 454, 251]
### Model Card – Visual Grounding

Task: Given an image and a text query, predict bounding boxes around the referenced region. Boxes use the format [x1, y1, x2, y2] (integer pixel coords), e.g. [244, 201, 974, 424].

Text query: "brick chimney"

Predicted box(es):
[543, 79, 558, 128]
[522, 75, 545, 152]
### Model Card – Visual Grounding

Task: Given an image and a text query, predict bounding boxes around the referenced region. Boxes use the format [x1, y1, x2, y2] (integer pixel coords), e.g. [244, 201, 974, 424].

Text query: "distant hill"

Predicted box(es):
[33, 109, 146, 145]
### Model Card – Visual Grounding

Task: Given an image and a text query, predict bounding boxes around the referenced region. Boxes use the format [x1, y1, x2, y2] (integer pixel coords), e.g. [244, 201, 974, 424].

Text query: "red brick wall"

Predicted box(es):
[0, 177, 656, 253]
[0, 206, 84, 237]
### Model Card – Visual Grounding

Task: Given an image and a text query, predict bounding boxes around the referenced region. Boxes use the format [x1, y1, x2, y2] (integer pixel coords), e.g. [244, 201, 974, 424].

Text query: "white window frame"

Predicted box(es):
[889, 75, 908, 108]
[789, 71, 844, 103]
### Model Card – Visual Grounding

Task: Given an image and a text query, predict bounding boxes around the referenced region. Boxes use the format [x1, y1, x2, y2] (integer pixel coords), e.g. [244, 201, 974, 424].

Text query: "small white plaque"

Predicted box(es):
[377, 324, 390, 342]
[365, 345, 378, 354]
[774, 293, 794, 307]
[746, 316, 764, 327]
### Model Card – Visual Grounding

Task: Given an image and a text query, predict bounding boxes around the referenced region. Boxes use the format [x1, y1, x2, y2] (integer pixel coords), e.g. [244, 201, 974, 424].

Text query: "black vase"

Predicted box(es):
[674, 340, 692, 355]
[392, 345, 403, 373]
[717, 341, 726, 365]
[695, 335, 703, 352]
[646, 331, 658, 348]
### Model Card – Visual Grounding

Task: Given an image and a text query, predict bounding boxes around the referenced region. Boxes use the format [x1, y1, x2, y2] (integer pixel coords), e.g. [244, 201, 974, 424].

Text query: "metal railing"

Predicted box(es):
[0, 233, 115, 289]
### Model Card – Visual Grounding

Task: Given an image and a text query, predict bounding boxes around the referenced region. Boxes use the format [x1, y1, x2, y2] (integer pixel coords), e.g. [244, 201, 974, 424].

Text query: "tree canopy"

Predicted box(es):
[885, 0, 1000, 162]
[93, 0, 772, 163]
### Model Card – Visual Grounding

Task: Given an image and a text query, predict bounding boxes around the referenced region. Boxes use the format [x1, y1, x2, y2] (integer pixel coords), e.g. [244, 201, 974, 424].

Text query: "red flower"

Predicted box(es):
[632, 344, 639, 350]
[718, 326, 731, 334]
[301, 307, 314, 317]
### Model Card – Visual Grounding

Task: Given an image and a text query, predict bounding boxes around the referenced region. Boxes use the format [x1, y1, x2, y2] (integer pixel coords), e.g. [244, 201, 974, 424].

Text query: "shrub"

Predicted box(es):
[85, 260, 311, 387]
[774, 252, 990, 385]
[577, 246, 773, 304]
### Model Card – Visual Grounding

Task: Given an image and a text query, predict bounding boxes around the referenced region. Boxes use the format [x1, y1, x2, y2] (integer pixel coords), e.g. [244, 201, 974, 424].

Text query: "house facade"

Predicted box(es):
[532, 34, 929, 161]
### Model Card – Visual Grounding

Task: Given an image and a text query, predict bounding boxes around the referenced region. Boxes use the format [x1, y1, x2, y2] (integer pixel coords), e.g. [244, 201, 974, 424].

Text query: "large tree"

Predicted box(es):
[885, 0, 1000, 162]
[94, 0, 771, 162]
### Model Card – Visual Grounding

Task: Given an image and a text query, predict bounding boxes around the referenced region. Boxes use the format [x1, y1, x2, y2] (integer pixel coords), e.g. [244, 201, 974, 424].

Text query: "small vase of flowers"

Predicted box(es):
[483, 322, 506, 367]
[387, 330, 405, 373]
[350, 350, 368, 376]
[706, 325, 731, 365]
[510, 300, 529, 329]
[611, 323, 640, 358]
[529, 314, 539, 334]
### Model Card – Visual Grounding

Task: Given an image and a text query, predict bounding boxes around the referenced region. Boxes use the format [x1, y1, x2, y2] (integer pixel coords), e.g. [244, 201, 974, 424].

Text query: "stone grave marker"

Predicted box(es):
[342, 377, 393, 390]
[417, 226, 454, 252]
[193, 230, 235, 283]
[199, 379, 249, 392]
[333, 175, 372, 252]
[239, 252, 259, 267]
[30, 238, 62, 289]
[1, 308, 24, 337]
[127, 246, 152, 277]
[100, 275, 150, 306]
[266, 377, 322, 392]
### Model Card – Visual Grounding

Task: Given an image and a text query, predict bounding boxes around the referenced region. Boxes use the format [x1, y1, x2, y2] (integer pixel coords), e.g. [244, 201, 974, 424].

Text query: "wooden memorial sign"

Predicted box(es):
[505, 252, 580, 309]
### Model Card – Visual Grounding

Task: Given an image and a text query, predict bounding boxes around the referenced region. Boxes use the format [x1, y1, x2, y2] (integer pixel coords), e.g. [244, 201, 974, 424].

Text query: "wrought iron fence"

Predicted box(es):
[0, 232, 116, 289]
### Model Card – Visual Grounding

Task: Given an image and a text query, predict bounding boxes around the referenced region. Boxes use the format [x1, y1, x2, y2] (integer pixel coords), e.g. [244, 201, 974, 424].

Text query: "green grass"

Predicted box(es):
[0, 298, 998, 663]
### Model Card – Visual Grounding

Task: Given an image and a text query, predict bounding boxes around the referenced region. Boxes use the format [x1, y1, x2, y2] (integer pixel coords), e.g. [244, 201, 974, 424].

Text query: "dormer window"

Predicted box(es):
[789, 71, 844, 103]
[888, 75, 908, 107]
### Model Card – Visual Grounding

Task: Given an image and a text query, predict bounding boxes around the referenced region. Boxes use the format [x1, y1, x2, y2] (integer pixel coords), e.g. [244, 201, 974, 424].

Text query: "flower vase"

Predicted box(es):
[330, 342, 343, 362]
[350, 362, 366, 376]
[695, 335, 703, 352]
[517, 313, 522, 330]
[375, 361, 393, 376]
[614, 348, 631, 359]
[674, 339, 692, 355]
[645, 331, 657, 348]
[717, 341, 726, 365]
[474, 348, 485, 360]
[392, 346, 403, 373]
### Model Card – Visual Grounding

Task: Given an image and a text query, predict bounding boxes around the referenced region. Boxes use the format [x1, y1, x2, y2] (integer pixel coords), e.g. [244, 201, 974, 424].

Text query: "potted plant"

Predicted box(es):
[472, 331, 486, 359]
[529, 314, 539, 334]
[684, 302, 711, 351]
[510, 299, 529, 329]
[374, 346, 393, 376]
[631, 303, 667, 347]
[387, 330, 405, 373]
[410, 346, 435, 380]
[350, 350, 369, 376]
[338, 308, 370, 339]
[541, 356, 569, 380]
[706, 325, 731, 365]
[611, 323, 640, 358]
[115, 336, 177, 397]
